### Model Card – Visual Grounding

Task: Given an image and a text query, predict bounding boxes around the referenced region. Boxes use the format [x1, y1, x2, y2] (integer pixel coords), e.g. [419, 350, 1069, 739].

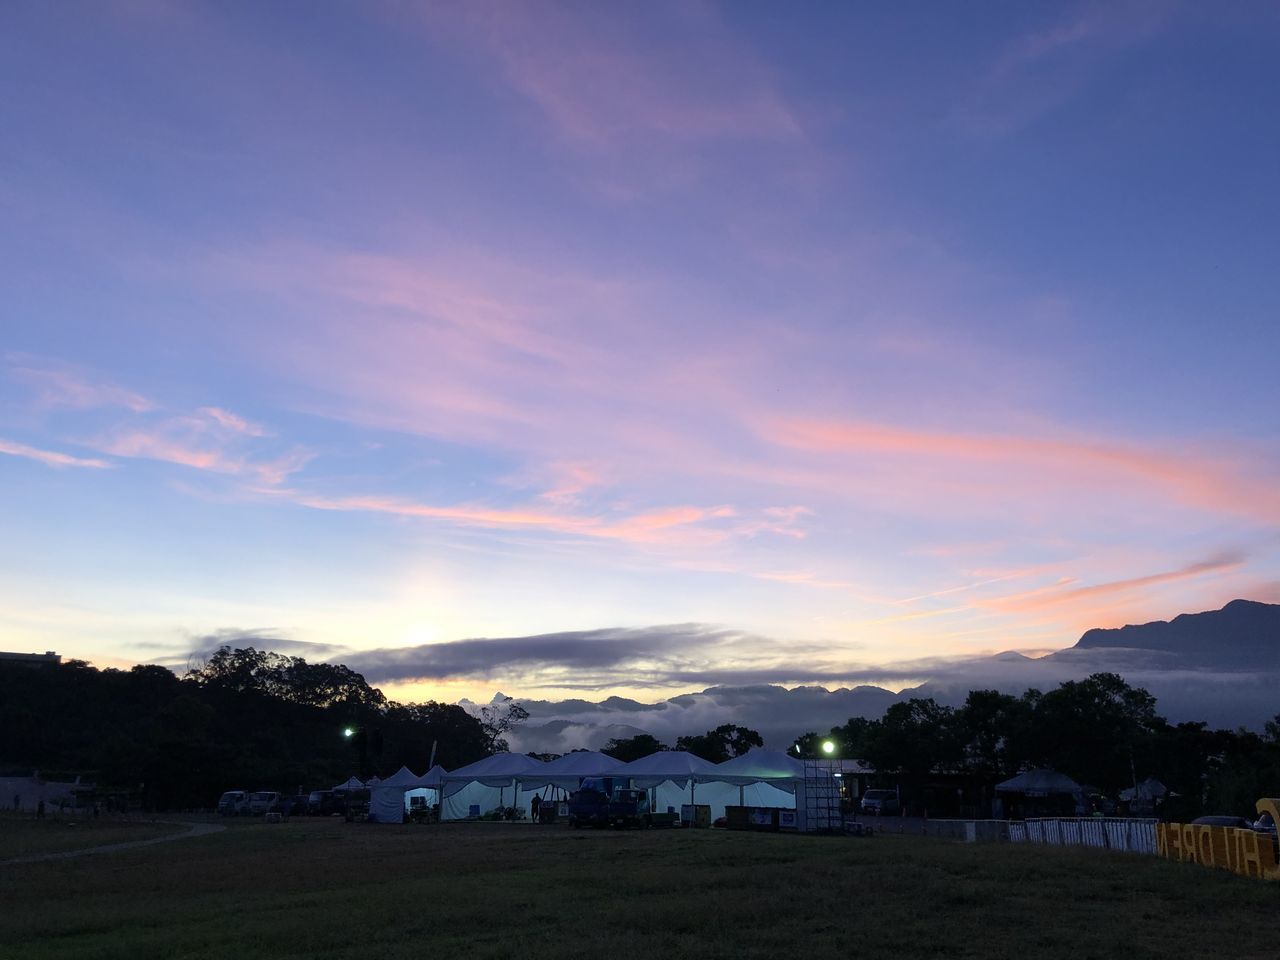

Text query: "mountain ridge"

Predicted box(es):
[1071, 598, 1280, 667]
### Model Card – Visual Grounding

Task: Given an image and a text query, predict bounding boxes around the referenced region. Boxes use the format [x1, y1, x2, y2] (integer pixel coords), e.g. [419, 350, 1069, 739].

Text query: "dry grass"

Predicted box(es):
[0, 819, 1274, 960]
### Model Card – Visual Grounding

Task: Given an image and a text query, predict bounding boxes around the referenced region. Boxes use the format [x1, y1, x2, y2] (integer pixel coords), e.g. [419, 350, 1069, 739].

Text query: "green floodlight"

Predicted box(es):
[343, 727, 355, 739]
[821, 739, 836, 755]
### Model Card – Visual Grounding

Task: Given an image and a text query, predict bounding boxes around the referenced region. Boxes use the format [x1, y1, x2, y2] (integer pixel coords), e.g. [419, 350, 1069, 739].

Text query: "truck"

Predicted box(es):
[568, 778, 677, 829]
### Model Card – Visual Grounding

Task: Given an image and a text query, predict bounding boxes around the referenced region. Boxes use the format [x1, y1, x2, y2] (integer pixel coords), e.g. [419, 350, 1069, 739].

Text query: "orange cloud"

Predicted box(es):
[979, 553, 1246, 615]
[763, 416, 1280, 523]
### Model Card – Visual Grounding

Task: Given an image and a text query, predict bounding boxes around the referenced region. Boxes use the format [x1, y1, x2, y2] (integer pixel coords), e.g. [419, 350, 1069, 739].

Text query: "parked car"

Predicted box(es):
[860, 789, 901, 816]
[1192, 815, 1260, 830]
[247, 790, 281, 815]
[217, 790, 248, 816]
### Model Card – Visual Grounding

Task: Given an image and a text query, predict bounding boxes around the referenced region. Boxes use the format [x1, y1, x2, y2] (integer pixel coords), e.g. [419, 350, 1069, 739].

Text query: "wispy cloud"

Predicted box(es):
[0, 438, 112, 469]
[198, 406, 268, 437]
[762, 416, 1280, 523]
[953, 1, 1174, 135]
[276, 489, 782, 548]
[980, 552, 1247, 615]
[7, 356, 154, 412]
[90, 407, 309, 485]
[417, 1, 802, 151]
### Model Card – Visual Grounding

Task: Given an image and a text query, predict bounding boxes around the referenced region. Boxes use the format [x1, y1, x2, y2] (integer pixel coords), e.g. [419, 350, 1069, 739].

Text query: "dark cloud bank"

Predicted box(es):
[326, 600, 1280, 753]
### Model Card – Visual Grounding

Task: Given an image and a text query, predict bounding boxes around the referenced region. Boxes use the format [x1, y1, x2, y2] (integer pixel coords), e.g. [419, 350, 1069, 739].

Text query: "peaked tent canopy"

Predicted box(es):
[697, 749, 805, 786]
[411, 765, 448, 789]
[333, 776, 364, 792]
[379, 766, 421, 788]
[440, 753, 545, 819]
[518, 751, 623, 791]
[1120, 777, 1168, 802]
[443, 753, 545, 789]
[615, 750, 717, 788]
[995, 769, 1082, 797]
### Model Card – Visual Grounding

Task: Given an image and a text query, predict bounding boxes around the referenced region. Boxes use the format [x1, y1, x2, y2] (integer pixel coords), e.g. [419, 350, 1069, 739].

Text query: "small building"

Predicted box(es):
[0, 650, 61, 669]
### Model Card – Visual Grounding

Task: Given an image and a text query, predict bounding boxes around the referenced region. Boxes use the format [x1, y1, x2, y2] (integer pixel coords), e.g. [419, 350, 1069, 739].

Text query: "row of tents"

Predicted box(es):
[335, 752, 1140, 825]
[336, 749, 812, 824]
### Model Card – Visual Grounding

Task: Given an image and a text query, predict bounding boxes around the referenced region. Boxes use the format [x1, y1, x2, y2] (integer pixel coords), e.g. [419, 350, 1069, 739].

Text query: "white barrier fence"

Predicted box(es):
[1008, 817, 1157, 854]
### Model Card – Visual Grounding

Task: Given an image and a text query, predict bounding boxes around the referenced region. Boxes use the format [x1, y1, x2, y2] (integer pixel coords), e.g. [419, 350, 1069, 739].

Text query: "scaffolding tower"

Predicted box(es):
[798, 759, 843, 833]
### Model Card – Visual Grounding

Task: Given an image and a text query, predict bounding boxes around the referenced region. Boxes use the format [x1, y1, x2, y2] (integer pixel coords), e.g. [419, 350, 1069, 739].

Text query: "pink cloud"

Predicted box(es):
[198, 406, 267, 437]
[980, 552, 1247, 616]
[0, 438, 112, 469]
[8, 358, 154, 412]
[276, 489, 781, 549]
[95, 430, 228, 472]
[762, 416, 1280, 524]
[90, 407, 308, 485]
[533, 461, 607, 504]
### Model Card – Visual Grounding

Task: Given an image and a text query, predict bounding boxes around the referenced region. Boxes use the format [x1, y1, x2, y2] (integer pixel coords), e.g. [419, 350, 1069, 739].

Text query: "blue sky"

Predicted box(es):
[2, 1, 1278, 701]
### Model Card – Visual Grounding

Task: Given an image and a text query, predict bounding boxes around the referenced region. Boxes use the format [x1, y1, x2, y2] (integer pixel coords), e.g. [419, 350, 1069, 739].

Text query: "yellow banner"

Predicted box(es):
[1154, 798, 1280, 880]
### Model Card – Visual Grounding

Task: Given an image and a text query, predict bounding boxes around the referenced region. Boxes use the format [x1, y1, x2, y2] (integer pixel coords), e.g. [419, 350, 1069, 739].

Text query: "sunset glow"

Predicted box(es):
[2, 3, 1278, 707]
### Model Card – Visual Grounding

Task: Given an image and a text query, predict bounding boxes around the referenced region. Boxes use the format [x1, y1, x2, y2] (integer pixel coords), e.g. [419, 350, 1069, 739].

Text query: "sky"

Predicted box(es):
[2, 1, 1279, 707]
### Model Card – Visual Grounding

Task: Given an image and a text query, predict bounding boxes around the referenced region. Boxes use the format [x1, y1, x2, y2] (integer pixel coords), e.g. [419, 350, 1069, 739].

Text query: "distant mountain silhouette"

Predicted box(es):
[500, 600, 1280, 750]
[1070, 599, 1280, 668]
[511, 682, 901, 754]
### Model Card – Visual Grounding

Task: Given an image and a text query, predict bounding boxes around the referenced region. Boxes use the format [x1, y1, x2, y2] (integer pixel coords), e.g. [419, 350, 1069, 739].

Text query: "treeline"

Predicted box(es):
[7, 652, 1276, 819]
[0, 647, 491, 810]
[600, 724, 765, 763]
[794, 673, 1280, 819]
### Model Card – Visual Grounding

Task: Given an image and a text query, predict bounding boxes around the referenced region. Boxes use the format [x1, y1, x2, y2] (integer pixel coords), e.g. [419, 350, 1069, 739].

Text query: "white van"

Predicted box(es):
[217, 790, 248, 816]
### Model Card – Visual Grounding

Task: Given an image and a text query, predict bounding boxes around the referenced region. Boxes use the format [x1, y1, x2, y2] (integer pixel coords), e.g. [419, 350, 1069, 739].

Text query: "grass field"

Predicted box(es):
[0, 818, 1275, 960]
[0, 813, 185, 860]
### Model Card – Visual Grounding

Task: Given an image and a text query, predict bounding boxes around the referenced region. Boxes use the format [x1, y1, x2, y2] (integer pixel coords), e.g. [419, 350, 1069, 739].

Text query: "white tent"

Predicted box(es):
[996, 769, 1082, 797]
[694, 749, 801, 817]
[614, 751, 718, 818]
[411, 764, 448, 789]
[615, 750, 716, 788]
[368, 766, 420, 823]
[700, 749, 805, 786]
[404, 764, 448, 814]
[379, 765, 421, 787]
[441, 753, 546, 820]
[333, 775, 364, 792]
[517, 751, 622, 795]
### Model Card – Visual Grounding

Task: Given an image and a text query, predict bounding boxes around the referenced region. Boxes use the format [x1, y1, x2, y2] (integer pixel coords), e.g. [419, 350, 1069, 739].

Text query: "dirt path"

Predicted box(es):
[0, 820, 226, 867]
